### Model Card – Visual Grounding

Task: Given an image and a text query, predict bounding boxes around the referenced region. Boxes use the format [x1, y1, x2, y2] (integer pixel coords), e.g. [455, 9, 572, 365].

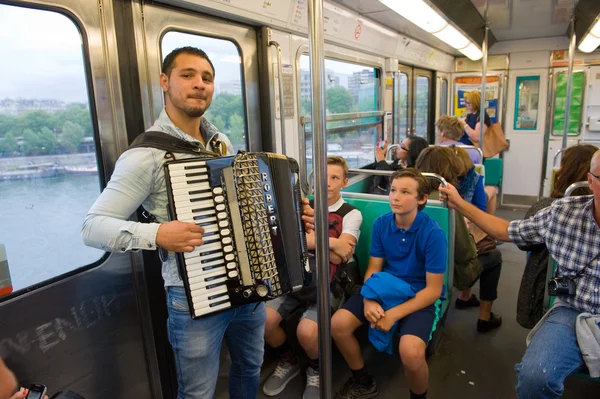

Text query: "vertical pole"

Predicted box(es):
[563, 17, 576, 149]
[307, 1, 332, 398]
[479, 9, 489, 152]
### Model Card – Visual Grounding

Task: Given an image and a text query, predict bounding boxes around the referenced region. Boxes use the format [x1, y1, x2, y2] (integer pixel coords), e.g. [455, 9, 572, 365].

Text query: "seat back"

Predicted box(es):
[483, 158, 503, 186]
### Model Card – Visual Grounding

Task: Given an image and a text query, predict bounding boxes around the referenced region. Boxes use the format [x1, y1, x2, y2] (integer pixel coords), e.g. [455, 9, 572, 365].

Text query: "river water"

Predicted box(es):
[0, 174, 105, 292]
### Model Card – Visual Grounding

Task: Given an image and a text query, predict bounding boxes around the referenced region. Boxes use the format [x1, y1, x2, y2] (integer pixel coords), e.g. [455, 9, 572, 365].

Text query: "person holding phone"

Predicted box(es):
[0, 358, 48, 399]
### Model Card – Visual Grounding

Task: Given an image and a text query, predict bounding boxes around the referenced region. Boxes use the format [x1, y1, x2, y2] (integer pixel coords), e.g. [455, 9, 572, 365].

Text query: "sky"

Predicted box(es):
[0, 3, 380, 105]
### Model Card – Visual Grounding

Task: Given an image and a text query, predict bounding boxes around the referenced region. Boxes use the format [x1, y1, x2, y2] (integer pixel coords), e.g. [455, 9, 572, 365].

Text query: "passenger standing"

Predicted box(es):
[458, 90, 491, 146]
[81, 47, 264, 399]
[262, 156, 362, 399]
[332, 169, 447, 399]
[440, 149, 600, 399]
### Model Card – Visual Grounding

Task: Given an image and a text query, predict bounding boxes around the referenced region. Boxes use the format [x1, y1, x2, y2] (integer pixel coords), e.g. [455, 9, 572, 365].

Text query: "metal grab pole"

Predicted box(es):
[563, 17, 576, 149]
[307, 1, 332, 398]
[268, 36, 287, 154]
[480, 22, 489, 152]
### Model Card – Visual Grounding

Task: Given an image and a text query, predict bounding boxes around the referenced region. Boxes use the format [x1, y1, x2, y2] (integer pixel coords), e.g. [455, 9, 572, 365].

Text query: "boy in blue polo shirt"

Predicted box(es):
[331, 168, 447, 399]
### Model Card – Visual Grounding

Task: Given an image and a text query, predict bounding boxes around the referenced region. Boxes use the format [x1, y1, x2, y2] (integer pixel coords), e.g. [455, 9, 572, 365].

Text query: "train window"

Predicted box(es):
[395, 72, 409, 142]
[415, 76, 430, 138]
[514, 76, 540, 130]
[552, 71, 584, 136]
[162, 31, 248, 152]
[440, 78, 449, 116]
[0, 4, 103, 295]
[299, 55, 381, 171]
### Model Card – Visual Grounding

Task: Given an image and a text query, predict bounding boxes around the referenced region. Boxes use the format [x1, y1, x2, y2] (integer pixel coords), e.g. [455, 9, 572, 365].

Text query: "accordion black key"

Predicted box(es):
[164, 152, 310, 319]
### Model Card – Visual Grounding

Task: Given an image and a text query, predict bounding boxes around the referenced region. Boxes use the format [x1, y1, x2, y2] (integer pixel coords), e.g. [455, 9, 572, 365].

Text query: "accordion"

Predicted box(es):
[164, 152, 310, 319]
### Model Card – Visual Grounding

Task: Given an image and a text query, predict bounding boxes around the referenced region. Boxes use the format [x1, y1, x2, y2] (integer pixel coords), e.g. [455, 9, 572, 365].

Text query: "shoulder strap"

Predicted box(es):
[335, 202, 356, 218]
[129, 130, 218, 157]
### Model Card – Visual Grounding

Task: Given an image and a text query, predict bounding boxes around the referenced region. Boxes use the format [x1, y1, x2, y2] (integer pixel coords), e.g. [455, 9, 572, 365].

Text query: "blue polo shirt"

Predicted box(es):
[370, 211, 447, 293]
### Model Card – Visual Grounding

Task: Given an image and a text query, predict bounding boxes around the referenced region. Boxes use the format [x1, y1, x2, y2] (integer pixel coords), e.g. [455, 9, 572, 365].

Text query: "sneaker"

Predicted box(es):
[336, 375, 378, 399]
[263, 358, 301, 396]
[302, 366, 320, 399]
[455, 294, 480, 309]
[477, 312, 503, 333]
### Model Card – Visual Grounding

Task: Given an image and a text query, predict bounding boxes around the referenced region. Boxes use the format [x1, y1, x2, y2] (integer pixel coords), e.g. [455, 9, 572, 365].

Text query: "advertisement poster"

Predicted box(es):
[454, 76, 500, 123]
[552, 71, 584, 136]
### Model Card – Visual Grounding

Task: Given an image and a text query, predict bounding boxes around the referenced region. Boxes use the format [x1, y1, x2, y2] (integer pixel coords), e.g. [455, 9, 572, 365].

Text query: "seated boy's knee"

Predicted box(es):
[297, 318, 318, 342]
[331, 311, 355, 339]
[264, 307, 283, 332]
[399, 336, 426, 370]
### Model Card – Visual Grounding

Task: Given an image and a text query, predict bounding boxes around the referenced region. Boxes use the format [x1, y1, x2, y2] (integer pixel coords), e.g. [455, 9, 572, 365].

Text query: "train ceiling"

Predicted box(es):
[334, 0, 600, 55]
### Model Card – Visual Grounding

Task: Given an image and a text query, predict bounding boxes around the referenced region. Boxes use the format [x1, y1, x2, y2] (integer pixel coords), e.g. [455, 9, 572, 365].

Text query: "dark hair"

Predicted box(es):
[407, 136, 429, 168]
[390, 168, 428, 211]
[551, 144, 598, 198]
[162, 47, 215, 77]
[415, 146, 459, 190]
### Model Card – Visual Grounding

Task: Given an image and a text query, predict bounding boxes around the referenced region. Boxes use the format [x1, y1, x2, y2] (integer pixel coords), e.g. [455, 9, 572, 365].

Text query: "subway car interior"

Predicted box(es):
[1, 0, 600, 398]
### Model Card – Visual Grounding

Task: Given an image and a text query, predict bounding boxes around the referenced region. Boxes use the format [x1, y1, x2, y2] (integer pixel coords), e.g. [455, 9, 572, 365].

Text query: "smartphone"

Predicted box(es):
[25, 384, 47, 399]
[377, 140, 387, 149]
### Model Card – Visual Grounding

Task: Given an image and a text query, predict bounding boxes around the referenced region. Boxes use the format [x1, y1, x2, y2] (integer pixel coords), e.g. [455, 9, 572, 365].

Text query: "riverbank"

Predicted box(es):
[0, 152, 96, 169]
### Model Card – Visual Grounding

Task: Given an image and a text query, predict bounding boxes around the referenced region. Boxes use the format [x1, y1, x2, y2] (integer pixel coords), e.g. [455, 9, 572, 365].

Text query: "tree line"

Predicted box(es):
[0, 93, 247, 157]
[0, 104, 92, 157]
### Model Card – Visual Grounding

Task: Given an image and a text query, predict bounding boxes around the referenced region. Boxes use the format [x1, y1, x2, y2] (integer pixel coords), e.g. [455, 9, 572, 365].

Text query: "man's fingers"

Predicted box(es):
[188, 224, 205, 233]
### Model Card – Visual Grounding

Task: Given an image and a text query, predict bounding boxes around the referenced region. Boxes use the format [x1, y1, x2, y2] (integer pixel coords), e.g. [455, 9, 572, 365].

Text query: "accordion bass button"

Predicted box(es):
[219, 220, 229, 228]
[214, 195, 225, 203]
[217, 212, 228, 220]
[216, 204, 226, 212]
[256, 285, 269, 297]
[213, 187, 223, 195]
[228, 270, 238, 278]
[221, 228, 231, 236]
[222, 237, 232, 245]
[223, 245, 233, 253]
[226, 262, 237, 270]
[225, 254, 235, 261]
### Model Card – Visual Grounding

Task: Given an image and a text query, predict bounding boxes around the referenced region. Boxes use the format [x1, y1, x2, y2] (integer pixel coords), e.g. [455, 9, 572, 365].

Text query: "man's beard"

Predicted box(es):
[182, 104, 206, 118]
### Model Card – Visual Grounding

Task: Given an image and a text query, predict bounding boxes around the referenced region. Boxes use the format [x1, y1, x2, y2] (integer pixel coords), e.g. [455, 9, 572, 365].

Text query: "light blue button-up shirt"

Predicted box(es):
[82, 109, 233, 287]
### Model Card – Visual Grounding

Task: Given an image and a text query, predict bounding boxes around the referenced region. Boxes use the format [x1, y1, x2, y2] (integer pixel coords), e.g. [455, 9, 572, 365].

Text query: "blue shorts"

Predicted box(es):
[341, 293, 435, 344]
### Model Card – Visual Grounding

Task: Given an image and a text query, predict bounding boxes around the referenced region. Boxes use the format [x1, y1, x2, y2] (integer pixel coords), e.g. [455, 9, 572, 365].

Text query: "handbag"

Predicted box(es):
[482, 123, 508, 158]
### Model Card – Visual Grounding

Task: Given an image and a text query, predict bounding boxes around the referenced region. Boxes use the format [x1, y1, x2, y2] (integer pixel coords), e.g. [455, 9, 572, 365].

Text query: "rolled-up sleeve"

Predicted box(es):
[508, 205, 552, 247]
[81, 148, 161, 252]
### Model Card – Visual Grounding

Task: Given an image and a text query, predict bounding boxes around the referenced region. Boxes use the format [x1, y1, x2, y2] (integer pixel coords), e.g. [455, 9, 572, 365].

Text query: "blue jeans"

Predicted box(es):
[166, 287, 266, 399]
[515, 306, 586, 399]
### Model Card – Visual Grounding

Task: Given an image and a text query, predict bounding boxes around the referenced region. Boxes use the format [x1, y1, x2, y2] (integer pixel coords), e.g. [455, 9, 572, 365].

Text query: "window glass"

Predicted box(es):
[415, 76, 430, 138]
[552, 71, 583, 136]
[514, 76, 540, 130]
[440, 78, 449, 117]
[0, 4, 102, 294]
[162, 32, 248, 152]
[299, 55, 380, 173]
[394, 72, 409, 143]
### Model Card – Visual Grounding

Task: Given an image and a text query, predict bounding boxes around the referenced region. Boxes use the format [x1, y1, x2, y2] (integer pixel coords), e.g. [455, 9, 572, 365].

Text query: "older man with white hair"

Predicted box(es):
[440, 149, 600, 399]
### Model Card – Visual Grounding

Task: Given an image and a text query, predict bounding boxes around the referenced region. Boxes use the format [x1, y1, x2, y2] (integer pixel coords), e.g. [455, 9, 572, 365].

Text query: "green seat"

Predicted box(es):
[483, 158, 503, 186]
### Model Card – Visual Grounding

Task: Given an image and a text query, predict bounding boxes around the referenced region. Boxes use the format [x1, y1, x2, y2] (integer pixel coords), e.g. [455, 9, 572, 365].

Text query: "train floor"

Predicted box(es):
[215, 208, 600, 399]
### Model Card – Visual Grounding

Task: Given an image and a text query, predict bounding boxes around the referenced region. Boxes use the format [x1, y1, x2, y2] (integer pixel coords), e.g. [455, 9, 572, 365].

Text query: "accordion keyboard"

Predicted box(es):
[168, 159, 235, 316]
